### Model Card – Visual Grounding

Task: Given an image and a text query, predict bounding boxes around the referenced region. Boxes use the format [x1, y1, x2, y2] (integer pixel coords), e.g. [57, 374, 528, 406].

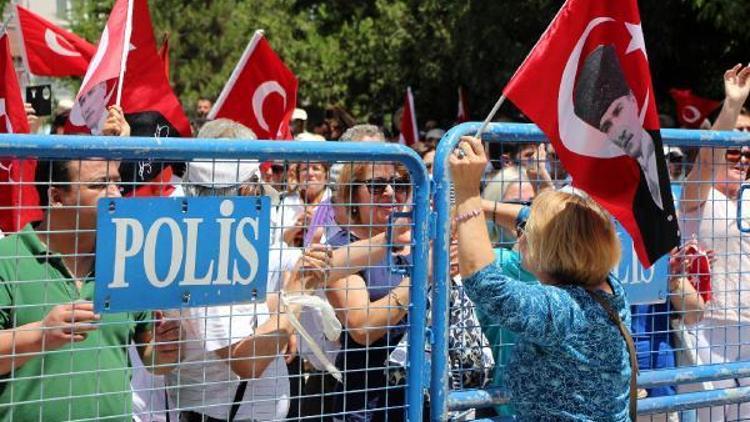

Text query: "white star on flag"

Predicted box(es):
[625, 22, 647, 58]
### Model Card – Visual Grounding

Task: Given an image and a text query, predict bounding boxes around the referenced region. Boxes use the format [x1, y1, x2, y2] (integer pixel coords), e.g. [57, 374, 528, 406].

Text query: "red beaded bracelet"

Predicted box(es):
[454, 208, 482, 224]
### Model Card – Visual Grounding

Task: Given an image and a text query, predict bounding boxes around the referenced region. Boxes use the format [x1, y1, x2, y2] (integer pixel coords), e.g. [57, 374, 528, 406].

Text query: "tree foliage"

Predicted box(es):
[63, 0, 750, 128]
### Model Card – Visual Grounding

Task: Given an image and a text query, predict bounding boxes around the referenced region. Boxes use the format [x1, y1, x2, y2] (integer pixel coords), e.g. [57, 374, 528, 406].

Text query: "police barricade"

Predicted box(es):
[431, 122, 750, 421]
[0, 134, 430, 421]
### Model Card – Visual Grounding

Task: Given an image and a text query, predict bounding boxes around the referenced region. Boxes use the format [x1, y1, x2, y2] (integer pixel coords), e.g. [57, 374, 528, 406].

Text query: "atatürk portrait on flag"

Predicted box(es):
[574, 44, 662, 210]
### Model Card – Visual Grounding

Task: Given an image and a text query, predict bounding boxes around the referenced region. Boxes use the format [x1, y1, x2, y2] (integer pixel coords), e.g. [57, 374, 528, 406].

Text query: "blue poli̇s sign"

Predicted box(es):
[94, 197, 271, 312]
[614, 221, 669, 305]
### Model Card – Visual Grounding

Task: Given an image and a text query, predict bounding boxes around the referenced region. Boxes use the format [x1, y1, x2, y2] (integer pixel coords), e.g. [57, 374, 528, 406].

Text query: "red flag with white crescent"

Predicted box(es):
[66, 0, 191, 196]
[15, 4, 96, 77]
[0, 33, 42, 232]
[503, 0, 679, 267]
[457, 86, 470, 123]
[208, 30, 298, 140]
[159, 33, 170, 82]
[66, 0, 129, 135]
[669, 88, 721, 129]
[399, 87, 418, 147]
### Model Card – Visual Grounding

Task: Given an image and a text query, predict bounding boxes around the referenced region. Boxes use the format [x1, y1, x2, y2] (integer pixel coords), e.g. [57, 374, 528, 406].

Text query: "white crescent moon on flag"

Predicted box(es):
[557, 17, 622, 158]
[682, 105, 701, 124]
[44, 29, 81, 57]
[252, 81, 287, 133]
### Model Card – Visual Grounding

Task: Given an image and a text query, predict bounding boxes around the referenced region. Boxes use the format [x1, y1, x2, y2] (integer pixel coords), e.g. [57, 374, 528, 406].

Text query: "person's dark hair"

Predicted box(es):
[574, 45, 631, 129]
[50, 113, 69, 135]
[35, 160, 72, 207]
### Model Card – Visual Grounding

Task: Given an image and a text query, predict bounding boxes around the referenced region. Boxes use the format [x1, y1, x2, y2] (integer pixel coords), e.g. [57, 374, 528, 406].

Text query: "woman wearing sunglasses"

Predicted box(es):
[324, 162, 412, 421]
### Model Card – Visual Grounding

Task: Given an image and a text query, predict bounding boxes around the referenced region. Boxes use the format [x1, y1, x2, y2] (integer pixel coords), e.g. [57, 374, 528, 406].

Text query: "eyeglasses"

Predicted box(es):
[724, 149, 750, 164]
[358, 177, 410, 197]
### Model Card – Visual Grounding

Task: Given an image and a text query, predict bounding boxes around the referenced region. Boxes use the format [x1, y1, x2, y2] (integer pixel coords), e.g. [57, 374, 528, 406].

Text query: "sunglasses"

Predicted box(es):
[270, 164, 285, 175]
[724, 149, 750, 164]
[358, 177, 410, 197]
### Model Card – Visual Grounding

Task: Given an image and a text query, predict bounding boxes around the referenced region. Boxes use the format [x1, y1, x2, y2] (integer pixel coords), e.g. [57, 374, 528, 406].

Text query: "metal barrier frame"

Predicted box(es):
[431, 122, 750, 419]
[0, 134, 431, 422]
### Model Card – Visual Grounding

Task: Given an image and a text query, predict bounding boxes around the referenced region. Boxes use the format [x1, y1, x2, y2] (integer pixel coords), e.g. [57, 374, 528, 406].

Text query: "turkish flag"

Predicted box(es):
[457, 86, 470, 123]
[503, 0, 679, 267]
[0, 34, 42, 232]
[15, 5, 96, 77]
[67, 0, 191, 196]
[669, 88, 721, 129]
[159, 33, 170, 82]
[209, 30, 297, 140]
[399, 87, 418, 146]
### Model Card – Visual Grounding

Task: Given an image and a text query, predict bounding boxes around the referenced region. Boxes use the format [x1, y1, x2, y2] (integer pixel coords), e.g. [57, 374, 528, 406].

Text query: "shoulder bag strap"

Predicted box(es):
[587, 290, 639, 422]
[228, 380, 248, 422]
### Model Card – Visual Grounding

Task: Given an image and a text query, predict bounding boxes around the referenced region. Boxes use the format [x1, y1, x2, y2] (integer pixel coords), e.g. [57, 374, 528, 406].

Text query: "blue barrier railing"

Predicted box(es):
[0, 134, 431, 422]
[431, 122, 750, 419]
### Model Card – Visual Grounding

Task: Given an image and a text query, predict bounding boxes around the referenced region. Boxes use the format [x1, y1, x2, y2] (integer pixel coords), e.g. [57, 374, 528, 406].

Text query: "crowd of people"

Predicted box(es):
[0, 63, 748, 422]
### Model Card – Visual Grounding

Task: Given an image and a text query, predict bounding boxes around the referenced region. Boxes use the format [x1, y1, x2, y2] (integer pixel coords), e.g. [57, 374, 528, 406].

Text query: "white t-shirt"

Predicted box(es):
[165, 246, 301, 421]
[681, 188, 750, 323]
[166, 302, 289, 421]
[130, 346, 176, 422]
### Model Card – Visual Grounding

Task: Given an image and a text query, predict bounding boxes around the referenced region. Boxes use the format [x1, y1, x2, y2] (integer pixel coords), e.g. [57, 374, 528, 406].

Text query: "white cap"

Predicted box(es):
[185, 160, 259, 188]
[292, 108, 308, 121]
[425, 128, 446, 140]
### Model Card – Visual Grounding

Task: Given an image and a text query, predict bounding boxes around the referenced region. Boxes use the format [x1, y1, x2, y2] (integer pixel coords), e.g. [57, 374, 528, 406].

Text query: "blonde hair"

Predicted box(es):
[524, 190, 620, 287]
[335, 162, 407, 225]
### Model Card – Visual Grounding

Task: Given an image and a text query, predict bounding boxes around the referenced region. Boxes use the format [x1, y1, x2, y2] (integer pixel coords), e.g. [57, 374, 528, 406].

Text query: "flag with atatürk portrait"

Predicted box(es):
[503, 0, 679, 267]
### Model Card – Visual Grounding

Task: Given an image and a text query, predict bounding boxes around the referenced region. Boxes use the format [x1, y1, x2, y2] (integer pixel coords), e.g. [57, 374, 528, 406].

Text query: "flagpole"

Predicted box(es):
[116, 0, 135, 106]
[9, 2, 33, 89]
[208, 29, 265, 120]
[474, 94, 506, 138]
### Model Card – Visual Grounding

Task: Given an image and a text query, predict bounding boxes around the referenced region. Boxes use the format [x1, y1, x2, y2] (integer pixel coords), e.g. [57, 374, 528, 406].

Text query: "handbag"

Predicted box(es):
[386, 277, 495, 389]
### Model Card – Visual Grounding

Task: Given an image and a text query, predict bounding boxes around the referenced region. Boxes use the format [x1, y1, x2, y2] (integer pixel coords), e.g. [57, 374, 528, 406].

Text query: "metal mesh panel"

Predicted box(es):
[431, 123, 750, 420]
[0, 136, 429, 422]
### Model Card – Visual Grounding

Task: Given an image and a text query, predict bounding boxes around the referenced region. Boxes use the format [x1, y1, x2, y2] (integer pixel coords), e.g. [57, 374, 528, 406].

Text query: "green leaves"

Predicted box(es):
[59, 0, 749, 129]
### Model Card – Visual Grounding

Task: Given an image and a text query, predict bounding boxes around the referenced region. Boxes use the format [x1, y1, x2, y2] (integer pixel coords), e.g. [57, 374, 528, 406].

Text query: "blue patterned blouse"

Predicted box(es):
[464, 259, 631, 421]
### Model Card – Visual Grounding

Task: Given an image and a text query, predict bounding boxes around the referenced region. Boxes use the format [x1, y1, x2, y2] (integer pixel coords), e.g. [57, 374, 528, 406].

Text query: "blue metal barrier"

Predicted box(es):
[0, 134, 431, 422]
[431, 122, 750, 420]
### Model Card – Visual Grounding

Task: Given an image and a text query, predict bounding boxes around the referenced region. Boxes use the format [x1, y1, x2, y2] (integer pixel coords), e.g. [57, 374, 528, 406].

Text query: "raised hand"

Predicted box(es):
[449, 136, 488, 202]
[723, 63, 750, 107]
[102, 105, 131, 137]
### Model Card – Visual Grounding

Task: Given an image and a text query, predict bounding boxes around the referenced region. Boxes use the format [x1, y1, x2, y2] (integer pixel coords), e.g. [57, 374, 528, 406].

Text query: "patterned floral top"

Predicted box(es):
[464, 259, 631, 421]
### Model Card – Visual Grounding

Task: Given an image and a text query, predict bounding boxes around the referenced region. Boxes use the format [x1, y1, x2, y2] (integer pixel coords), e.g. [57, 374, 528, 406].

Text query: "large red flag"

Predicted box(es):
[159, 33, 170, 82]
[399, 87, 418, 147]
[669, 88, 721, 129]
[67, 0, 191, 196]
[457, 86, 470, 123]
[208, 30, 297, 140]
[0, 34, 41, 232]
[15, 5, 96, 77]
[503, 0, 679, 267]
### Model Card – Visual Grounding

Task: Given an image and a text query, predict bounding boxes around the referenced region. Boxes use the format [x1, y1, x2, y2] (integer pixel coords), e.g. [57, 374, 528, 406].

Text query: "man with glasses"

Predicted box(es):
[0, 106, 182, 421]
[680, 64, 750, 421]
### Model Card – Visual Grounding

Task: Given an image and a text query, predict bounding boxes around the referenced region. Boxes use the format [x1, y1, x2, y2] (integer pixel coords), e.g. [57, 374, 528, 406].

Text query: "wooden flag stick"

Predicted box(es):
[474, 94, 506, 139]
